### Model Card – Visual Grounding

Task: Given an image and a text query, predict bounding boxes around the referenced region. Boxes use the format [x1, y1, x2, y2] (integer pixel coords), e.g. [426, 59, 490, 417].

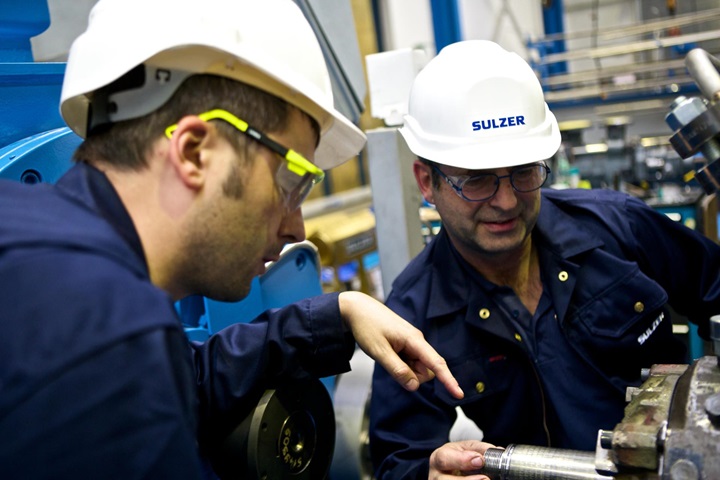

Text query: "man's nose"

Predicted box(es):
[280, 205, 306, 244]
[488, 175, 518, 208]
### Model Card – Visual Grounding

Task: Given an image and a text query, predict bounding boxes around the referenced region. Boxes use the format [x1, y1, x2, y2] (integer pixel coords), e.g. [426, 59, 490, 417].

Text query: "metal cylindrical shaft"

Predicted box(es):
[480, 444, 613, 480]
[685, 48, 720, 102]
[711, 315, 720, 358]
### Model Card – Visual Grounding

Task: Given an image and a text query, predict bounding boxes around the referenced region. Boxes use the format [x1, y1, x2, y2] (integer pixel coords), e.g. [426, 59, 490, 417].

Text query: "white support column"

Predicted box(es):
[366, 127, 425, 298]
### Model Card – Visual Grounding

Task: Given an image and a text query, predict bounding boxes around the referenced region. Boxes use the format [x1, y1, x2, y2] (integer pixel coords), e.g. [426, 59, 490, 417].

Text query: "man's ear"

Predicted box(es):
[167, 116, 213, 190]
[413, 159, 435, 204]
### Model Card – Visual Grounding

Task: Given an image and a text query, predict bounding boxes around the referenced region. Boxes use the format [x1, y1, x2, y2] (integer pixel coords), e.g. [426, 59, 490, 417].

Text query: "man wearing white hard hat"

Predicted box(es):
[369, 40, 720, 479]
[0, 0, 465, 478]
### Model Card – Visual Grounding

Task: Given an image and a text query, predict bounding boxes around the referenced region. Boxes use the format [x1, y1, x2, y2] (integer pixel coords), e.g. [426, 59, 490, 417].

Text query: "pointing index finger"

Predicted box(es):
[415, 349, 464, 399]
[430, 357, 464, 399]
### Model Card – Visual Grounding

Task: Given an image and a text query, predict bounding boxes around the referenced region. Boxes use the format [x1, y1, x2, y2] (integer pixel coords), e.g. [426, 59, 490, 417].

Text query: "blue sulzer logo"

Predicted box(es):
[471, 116, 525, 131]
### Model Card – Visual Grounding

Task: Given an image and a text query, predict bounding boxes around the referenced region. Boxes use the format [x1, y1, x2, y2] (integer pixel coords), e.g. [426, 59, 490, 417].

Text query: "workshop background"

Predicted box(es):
[17, 0, 720, 307]
[3, 1, 720, 479]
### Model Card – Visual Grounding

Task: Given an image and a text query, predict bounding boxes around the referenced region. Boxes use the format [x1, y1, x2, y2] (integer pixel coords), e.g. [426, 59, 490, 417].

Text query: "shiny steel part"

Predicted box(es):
[711, 315, 720, 356]
[480, 445, 612, 480]
[685, 49, 720, 103]
[214, 379, 335, 480]
[665, 49, 720, 194]
[665, 96, 720, 188]
[662, 356, 720, 478]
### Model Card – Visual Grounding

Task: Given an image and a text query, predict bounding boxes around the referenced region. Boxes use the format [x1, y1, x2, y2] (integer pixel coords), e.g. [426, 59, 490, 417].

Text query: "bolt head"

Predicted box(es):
[665, 96, 707, 132]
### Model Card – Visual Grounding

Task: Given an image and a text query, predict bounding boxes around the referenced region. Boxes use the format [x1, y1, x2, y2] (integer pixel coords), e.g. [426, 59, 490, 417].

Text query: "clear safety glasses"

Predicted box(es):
[165, 109, 325, 211]
[432, 162, 550, 202]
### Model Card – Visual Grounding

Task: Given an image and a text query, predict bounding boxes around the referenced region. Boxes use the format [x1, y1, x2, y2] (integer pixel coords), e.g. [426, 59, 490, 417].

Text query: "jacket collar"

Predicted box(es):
[55, 162, 148, 274]
[533, 193, 605, 259]
[426, 191, 605, 318]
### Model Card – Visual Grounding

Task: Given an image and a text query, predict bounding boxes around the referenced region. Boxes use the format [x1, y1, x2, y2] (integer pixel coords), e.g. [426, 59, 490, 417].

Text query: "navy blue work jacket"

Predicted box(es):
[0, 163, 353, 479]
[370, 187, 720, 479]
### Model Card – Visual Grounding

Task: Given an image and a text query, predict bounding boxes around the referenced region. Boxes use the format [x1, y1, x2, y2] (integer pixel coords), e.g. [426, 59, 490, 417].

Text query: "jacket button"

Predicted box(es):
[479, 308, 490, 319]
[514, 333, 522, 342]
[558, 271, 569, 281]
[634, 302, 644, 313]
[475, 382, 485, 394]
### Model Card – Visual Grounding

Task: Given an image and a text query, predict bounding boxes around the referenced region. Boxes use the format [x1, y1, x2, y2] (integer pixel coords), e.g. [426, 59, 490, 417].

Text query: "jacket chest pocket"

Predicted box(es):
[433, 349, 548, 446]
[433, 350, 528, 406]
[563, 266, 676, 381]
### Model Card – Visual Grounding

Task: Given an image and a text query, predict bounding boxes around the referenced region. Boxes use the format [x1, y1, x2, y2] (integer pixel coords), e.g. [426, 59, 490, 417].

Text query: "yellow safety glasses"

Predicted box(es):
[165, 109, 324, 211]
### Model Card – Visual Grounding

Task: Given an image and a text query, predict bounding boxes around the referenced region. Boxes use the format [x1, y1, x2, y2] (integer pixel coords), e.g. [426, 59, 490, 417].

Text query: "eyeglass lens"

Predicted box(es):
[462, 165, 548, 200]
[275, 163, 317, 211]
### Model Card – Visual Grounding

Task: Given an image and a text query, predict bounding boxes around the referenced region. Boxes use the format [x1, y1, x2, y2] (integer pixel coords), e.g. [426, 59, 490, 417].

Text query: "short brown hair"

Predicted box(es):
[73, 74, 320, 170]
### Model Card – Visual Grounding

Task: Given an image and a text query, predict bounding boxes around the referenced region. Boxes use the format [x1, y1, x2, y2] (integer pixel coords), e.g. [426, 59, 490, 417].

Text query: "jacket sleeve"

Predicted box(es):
[0, 250, 205, 480]
[624, 195, 720, 337]
[0, 328, 205, 480]
[369, 290, 456, 480]
[190, 292, 355, 450]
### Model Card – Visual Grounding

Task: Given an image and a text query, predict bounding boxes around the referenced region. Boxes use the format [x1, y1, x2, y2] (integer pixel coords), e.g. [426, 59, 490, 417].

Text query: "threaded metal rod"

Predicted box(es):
[480, 444, 614, 480]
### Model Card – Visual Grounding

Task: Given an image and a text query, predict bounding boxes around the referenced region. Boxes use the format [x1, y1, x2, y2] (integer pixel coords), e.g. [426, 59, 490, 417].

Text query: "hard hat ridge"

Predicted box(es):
[399, 40, 560, 170]
[60, 0, 366, 169]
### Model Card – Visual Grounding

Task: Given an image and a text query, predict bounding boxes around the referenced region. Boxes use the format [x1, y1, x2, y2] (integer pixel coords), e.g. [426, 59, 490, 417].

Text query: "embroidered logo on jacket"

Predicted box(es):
[637, 312, 664, 345]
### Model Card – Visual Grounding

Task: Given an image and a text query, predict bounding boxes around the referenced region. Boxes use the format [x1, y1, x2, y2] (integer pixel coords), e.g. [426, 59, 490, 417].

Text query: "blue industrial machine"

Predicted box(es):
[0, 0, 77, 183]
[0, 127, 78, 184]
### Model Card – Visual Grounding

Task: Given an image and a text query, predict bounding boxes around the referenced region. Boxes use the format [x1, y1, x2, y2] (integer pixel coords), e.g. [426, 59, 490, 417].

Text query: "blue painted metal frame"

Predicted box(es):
[532, 0, 703, 111]
[429, 0, 463, 53]
[0, 0, 51, 62]
[0, 127, 80, 184]
[535, 0, 568, 77]
[0, 0, 67, 148]
[0, 62, 67, 148]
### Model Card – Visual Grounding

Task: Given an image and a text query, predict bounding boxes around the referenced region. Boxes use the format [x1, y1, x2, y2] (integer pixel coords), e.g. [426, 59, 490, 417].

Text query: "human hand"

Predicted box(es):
[429, 440, 495, 480]
[338, 291, 463, 399]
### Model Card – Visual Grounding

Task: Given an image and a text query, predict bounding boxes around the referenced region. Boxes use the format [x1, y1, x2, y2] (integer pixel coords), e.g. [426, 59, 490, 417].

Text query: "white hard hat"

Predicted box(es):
[60, 0, 366, 170]
[399, 40, 560, 170]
